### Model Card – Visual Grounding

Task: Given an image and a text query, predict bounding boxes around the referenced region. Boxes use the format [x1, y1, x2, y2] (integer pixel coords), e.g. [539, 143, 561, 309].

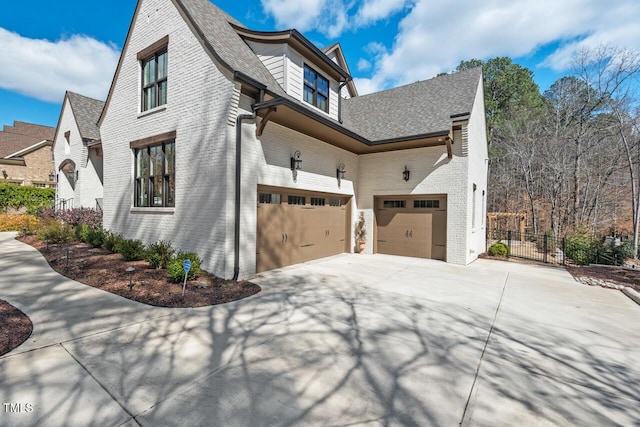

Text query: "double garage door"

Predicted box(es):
[375, 195, 447, 260]
[256, 186, 351, 273]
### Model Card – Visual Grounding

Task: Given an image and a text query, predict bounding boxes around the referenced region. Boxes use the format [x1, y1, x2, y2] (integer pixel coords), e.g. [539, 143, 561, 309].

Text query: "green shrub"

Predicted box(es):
[145, 240, 175, 269]
[488, 242, 510, 257]
[167, 251, 202, 282]
[115, 238, 146, 261]
[75, 224, 91, 242]
[86, 228, 107, 248]
[103, 232, 124, 252]
[564, 228, 597, 266]
[36, 219, 74, 244]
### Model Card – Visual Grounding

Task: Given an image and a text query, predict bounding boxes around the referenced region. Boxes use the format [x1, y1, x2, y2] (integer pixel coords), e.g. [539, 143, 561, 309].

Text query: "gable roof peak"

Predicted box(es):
[65, 91, 105, 141]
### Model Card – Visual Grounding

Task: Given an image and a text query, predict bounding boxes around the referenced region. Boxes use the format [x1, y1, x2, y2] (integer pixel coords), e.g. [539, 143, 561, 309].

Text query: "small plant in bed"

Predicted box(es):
[115, 238, 146, 261]
[167, 251, 202, 282]
[488, 242, 510, 257]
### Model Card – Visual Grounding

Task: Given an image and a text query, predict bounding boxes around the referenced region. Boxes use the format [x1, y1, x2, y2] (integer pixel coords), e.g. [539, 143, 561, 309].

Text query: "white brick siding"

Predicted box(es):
[101, 0, 237, 278]
[465, 75, 489, 263]
[357, 130, 470, 264]
[54, 97, 104, 209]
[54, 99, 77, 203]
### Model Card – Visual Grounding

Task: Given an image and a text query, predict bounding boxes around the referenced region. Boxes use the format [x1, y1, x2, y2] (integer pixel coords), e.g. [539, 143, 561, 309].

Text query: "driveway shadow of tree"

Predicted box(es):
[1, 235, 639, 426]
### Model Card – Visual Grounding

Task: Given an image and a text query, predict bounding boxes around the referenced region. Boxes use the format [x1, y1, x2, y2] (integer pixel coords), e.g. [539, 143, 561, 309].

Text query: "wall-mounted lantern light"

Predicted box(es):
[403, 165, 410, 182]
[336, 163, 346, 186]
[2, 170, 7, 179]
[290, 150, 302, 171]
[49, 170, 55, 182]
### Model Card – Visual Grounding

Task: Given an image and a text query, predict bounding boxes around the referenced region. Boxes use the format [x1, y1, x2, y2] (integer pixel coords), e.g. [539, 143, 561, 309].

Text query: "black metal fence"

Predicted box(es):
[487, 230, 625, 266]
[488, 230, 564, 264]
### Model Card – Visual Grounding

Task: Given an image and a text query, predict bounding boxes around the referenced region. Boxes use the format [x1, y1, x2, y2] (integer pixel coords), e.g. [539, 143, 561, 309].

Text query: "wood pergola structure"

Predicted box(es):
[487, 212, 526, 243]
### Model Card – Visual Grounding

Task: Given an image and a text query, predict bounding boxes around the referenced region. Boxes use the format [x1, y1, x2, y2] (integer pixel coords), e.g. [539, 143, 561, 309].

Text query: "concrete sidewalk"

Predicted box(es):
[1, 231, 639, 426]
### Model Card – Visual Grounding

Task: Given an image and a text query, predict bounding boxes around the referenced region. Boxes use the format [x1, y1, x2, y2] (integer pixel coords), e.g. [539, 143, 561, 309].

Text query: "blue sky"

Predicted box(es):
[1, 0, 639, 129]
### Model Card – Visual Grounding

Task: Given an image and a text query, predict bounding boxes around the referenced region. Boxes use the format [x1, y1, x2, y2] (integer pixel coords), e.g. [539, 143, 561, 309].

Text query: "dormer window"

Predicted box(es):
[303, 65, 329, 113]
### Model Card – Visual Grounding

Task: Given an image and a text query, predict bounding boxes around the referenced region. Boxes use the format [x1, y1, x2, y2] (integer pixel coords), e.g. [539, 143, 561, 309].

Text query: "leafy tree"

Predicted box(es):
[457, 57, 544, 144]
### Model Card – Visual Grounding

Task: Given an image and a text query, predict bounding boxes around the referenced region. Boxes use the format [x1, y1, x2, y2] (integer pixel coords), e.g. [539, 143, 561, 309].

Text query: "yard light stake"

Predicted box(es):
[126, 266, 135, 289]
[65, 248, 71, 271]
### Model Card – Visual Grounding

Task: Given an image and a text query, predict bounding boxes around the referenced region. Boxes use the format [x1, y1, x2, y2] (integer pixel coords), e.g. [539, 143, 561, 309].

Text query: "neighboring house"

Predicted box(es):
[0, 121, 56, 188]
[53, 91, 105, 210]
[99, 0, 488, 279]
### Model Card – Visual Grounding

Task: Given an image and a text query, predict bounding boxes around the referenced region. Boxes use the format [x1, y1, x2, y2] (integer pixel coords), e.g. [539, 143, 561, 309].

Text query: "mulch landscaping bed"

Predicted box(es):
[0, 300, 33, 356]
[16, 235, 261, 308]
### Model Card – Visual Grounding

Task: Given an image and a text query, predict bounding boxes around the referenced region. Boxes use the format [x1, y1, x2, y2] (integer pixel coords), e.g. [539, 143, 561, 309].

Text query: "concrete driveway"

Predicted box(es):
[1, 232, 639, 426]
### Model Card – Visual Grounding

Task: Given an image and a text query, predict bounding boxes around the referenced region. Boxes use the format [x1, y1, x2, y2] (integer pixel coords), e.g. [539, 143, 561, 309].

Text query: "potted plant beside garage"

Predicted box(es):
[354, 212, 367, 253]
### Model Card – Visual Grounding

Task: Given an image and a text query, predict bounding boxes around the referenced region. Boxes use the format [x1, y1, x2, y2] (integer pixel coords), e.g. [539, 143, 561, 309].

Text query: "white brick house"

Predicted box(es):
[99, 0, 488, 279]
[53, 92, 105, 210]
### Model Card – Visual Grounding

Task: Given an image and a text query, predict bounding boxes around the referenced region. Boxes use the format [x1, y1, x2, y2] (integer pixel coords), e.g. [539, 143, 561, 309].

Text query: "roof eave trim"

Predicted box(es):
[0, 158, 26, 166]
[4, 140, 52, 158]
[234, 71, 268, 91]
[254, 97, 371, 145]
[371, 131, 450, 146]
[231, 24, 351, 81]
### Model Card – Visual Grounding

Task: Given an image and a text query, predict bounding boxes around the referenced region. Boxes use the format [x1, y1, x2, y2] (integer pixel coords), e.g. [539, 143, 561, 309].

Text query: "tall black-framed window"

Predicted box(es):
[303, 64, 329, 112]
[135, 141, 175, 207]
[141, 49, 168, 112]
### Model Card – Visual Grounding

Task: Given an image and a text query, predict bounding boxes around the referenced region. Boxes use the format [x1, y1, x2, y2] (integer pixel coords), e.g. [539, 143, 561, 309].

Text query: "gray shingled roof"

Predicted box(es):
[175, 0, 286, 97]
[0, 122, 55, 158]
[67, 92, 104, 141]
[341, 68, 482, 141]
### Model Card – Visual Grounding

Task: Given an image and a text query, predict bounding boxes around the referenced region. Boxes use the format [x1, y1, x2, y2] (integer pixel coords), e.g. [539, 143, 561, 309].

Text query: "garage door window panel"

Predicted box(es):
[414, 200, 440, 208]
[259, 193, 281, 204]
[383, 200, 406, 208]
[288, 195, 306, 205]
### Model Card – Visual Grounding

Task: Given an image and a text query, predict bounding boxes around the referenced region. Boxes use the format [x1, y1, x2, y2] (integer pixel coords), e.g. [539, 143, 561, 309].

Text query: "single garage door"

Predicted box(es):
[256, 186, 352, 273]
[375, 195, 446, 260]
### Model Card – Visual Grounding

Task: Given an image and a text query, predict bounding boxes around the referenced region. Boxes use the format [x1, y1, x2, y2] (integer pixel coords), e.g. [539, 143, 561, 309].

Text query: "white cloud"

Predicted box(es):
[260, 0, 330, 33]
[357, 58, 372, 71]
[260, 0, 411, 38]
[261, 0, 640, 94]
[542, 2, 640, 70]
[355, 0, 410, 26]
[0, 28, 119, 103]
[363, 0, 640, 92]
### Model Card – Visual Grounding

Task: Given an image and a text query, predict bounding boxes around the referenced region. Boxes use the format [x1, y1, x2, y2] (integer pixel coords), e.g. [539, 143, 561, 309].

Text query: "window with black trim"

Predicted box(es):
[141, 49, 168, 111]
[329, 198, 342, 207]
[135, 141, 175, 207]
[303, 65, 329, 112]
[310, 197, 325, 206]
